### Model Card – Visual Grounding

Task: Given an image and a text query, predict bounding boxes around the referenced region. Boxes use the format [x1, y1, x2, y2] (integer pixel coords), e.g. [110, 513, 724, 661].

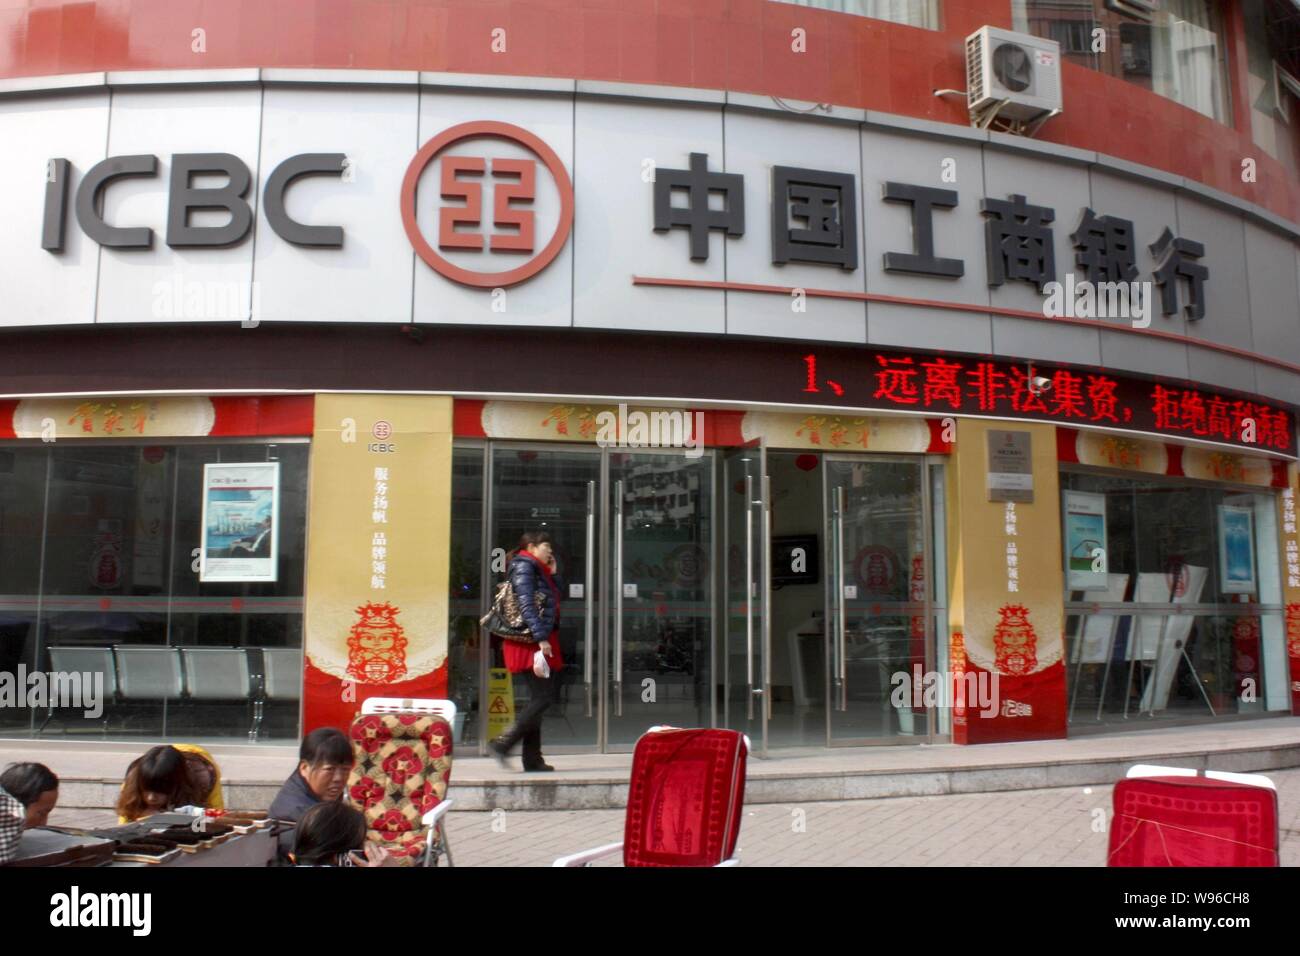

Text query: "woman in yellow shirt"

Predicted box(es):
[116, 744, 225, 823]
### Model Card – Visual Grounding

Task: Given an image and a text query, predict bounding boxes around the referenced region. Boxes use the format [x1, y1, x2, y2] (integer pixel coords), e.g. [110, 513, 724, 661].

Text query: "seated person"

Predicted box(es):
[291, 800, 395, 867]
[0, 788, 21, 865]
[269, 727, 354, 861]
[116, 744, 224, 823]
[0, 763, 59, 829]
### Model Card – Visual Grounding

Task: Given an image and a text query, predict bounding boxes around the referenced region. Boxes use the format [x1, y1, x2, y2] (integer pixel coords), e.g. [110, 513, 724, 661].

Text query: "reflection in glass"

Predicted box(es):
[1062, 471, 1285, 732]
[0, 442, 308, 742]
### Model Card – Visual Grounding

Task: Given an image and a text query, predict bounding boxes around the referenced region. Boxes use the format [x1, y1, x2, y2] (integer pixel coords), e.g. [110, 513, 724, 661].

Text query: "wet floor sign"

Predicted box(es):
[487, 667, 515, 738]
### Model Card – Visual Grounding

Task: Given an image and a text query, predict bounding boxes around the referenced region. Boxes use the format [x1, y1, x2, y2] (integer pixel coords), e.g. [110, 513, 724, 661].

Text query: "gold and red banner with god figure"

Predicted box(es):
[303, 394, 453, 733]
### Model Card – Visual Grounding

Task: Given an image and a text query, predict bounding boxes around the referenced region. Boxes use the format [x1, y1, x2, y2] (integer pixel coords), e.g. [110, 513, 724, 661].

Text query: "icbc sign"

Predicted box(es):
[400, 121, 574, 288]
[41, 120, 575, 289]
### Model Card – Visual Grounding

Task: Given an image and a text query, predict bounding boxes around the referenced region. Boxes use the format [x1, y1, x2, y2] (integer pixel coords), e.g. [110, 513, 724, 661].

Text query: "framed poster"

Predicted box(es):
[1063, 491, 1109, 591]
[200, 462, 280, 582]
[986, 429, 1034, 502]
[1217, 504, 1256, 594]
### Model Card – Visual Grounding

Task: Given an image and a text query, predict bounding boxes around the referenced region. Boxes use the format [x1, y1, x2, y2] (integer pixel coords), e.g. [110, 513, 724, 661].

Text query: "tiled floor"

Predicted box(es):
[47, 767, 1300, 867]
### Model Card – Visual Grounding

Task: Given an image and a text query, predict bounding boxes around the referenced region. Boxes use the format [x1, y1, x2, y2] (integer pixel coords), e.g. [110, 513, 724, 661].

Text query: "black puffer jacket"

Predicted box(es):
[509, 553, 561, 640]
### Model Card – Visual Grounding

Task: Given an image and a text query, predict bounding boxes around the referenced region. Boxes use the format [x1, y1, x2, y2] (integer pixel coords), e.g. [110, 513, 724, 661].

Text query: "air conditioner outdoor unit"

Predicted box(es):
[966, 25, 1063, 124]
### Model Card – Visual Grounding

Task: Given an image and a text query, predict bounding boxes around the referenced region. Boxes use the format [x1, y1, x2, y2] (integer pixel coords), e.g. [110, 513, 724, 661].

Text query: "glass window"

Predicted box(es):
[1241, 0, 1300, 178]
[1013, 0, 1230, 123]
[1060, 470, 1286, 733]
[0, 441, 308, 742]
[448, 445, 485, 749]
[774, 0, 939, 30]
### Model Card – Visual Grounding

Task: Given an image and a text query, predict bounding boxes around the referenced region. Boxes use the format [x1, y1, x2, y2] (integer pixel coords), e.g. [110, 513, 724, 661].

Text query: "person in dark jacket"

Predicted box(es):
[488, 531, 564, 772]
[0, 762, 59, 829]
[269, 726, 354, 861]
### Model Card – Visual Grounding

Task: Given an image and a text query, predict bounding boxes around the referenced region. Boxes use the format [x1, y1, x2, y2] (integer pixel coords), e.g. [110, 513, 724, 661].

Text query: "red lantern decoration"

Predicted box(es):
[795, 454, 818, 471]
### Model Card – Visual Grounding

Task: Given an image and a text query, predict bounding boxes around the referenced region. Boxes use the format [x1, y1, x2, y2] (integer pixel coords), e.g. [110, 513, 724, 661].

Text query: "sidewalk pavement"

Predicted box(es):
[48, 767, 1300, 866]
[8, 715, 1299, 811]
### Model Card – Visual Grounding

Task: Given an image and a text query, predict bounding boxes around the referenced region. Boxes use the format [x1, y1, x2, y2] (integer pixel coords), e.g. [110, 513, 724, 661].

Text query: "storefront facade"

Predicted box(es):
[1, 0, 1298, 754]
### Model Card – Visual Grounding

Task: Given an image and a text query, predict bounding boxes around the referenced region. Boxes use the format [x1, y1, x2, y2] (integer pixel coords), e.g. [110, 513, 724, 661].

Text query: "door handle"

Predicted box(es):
[761, 474, 772, 723]
[613, 479, 624, 718]
[744, 473, 755, 722]
[584, 479, 595, 718]
[835, 485, 848, 712]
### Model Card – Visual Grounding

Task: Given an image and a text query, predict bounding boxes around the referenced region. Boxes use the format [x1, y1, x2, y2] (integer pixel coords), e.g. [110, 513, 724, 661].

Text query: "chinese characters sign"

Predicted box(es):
[800, 351, 1294, 456]
[653, 152, 1211, 319]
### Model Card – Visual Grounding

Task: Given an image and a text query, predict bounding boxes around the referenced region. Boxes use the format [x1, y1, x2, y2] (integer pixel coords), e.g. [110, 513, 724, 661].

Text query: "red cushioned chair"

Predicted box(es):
[345, 698, 456, 867]
[553, 726, 748, 867]
[1107, 764, 1279, 867]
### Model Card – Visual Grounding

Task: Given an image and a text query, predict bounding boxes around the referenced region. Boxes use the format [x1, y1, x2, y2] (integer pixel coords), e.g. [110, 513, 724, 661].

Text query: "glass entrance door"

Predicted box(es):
[720, 446, 770, 754]
[605, 450, 715, 748]
[481, 443, 715, 752]
[485, 445, 602, 750]
[825, 457, 932, 743]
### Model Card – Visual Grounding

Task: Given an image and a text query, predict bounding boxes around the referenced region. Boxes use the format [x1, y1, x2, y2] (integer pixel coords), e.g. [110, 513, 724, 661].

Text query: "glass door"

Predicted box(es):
[825, 457, 931, 744]
[605, 450, 715, 749]
[720, 445, 769, 755]
[484, 445, 601, 750]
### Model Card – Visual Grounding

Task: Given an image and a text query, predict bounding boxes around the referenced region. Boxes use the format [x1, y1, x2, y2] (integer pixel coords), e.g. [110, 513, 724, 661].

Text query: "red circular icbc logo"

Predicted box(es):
[373, 420, 392, 440]
[401, 121, 575, 288]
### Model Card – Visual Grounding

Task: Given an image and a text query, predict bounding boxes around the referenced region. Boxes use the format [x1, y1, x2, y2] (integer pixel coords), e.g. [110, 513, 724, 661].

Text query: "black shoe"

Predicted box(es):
[488, 736, 513, 769]
[523, 762, 555, 772]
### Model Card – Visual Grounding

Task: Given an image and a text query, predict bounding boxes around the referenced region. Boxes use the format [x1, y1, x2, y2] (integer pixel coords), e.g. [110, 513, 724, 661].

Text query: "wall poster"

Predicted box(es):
[200, 461, 280, 582]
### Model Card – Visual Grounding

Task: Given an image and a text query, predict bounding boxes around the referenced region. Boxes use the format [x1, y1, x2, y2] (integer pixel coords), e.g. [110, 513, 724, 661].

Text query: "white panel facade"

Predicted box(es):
[0, 77, 1294, 416]
[722, 110, 866, 343]
[0, 92, 110, 327]
[573, 97, 726, 334]
[861, 130, 993, 354]
[95, 87, 263, 325]
[411, 89, 575, 328]
[254, 85, 418, 324]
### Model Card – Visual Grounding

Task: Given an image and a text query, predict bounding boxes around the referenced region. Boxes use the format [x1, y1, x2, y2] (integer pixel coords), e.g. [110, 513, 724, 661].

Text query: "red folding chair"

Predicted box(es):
[553, 726, 748, 867]
[1107, 764, 1279, 867]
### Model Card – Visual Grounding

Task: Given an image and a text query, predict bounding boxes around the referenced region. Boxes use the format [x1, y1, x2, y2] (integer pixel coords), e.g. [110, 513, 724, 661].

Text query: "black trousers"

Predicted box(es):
[501, 669, 556, 768]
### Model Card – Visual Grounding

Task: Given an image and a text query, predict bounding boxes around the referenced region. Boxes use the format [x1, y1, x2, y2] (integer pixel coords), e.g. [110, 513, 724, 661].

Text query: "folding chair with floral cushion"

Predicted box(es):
[345, 705, 455, 867]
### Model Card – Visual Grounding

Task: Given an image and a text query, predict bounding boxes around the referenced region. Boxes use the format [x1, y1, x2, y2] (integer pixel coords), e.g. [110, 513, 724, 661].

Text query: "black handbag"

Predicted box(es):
[479, 578, 547, 643]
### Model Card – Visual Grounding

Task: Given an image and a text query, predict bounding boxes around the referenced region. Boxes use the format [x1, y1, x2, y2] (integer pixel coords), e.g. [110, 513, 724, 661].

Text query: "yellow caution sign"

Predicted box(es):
[487, 667, 515, 739]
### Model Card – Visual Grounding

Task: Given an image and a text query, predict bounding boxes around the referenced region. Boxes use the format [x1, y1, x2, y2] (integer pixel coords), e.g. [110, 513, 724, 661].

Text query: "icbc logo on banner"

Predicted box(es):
[401, 121, 575, 288]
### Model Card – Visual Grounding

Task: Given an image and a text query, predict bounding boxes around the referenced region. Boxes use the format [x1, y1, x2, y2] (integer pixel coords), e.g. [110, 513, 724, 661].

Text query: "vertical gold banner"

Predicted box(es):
[946, 419, 1066, 743]
[303, 394, 453, 731]
[1277, 463, 1300, 714]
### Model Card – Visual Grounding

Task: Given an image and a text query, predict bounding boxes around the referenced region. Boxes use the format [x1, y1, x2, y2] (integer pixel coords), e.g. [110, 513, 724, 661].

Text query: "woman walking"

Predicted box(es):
[489, 531, 564, 772]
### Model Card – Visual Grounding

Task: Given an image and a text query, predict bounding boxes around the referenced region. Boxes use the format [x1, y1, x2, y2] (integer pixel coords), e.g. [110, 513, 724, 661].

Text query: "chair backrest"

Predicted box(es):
[361, 697, 456, 725]
[1127, 763, 1277, 790]
[345, 712, 454, 865]
[623, 727, 747, 867]
[47, 646, 118, 698]
[261, 648, 303, 702]
[180, 648, 251, 700]
[113, 646, 184, 700]
[1109, 766, 1279, 866]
